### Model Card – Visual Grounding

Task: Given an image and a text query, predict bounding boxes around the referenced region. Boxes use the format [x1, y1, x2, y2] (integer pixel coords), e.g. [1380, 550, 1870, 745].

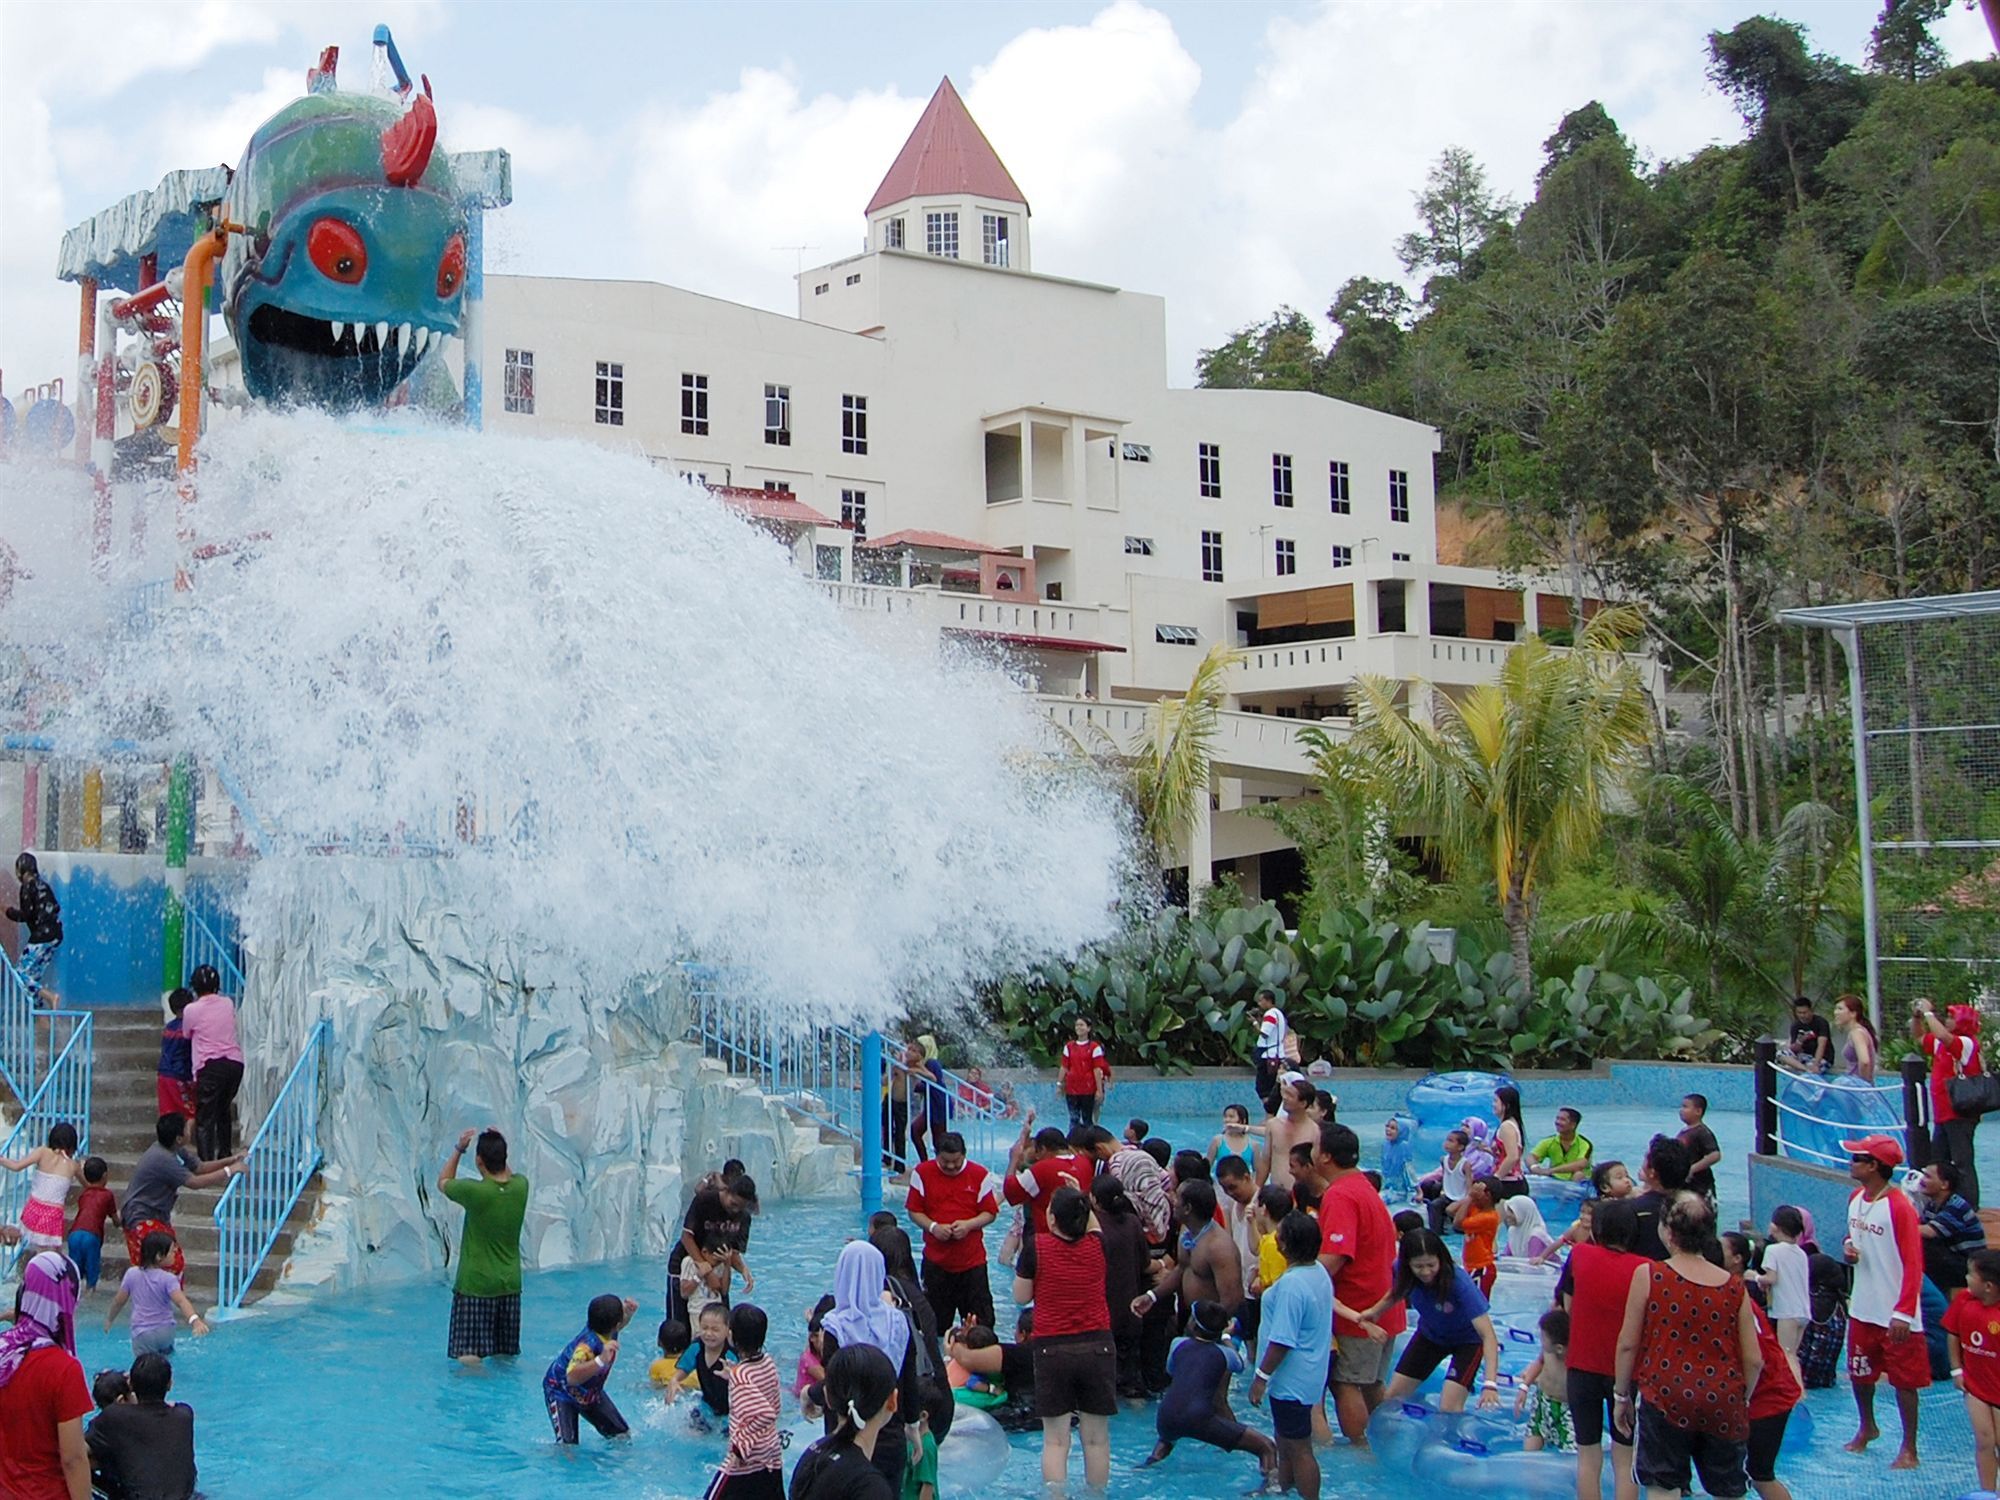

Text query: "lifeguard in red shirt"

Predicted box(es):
[1060, 1018, 1112, 1131]
[1839, 1132, 1928, 1473]
[1004, 1115, 1091, 1236]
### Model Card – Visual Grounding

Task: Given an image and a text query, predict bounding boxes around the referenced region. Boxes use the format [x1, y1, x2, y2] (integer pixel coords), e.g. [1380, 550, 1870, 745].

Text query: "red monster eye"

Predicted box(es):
[307, 218, 367, 284]
[437, 233, 466, 299]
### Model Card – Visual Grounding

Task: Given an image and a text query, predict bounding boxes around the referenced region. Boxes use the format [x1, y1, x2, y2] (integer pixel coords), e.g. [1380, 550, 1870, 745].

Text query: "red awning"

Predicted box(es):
[861, 528, 1004, 555]
[945, 628, 1125, 654]
[711, 486, 837, 527]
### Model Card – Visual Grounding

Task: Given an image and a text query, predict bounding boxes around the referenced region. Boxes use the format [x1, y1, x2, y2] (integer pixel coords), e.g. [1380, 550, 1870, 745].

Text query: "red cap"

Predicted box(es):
[1840, 1133, 1904, 1168]
[1949, 1004, 1982, 1038]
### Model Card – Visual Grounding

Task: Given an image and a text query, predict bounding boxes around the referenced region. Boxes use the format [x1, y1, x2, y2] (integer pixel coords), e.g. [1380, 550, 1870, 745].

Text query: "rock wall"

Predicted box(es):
[239, 859, 849, 1294]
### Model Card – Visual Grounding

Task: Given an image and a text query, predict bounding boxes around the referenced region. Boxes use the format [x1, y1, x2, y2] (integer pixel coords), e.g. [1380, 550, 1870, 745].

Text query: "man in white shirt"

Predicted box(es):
[1840, 1132, 1929, 1472]
[1254, 989, 1289, 1101]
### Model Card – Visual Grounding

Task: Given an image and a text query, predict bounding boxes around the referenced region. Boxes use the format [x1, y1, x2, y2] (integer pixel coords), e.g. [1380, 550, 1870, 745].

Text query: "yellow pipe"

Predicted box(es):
[175, 223, 241, 590]
[81, 767, 103, 850]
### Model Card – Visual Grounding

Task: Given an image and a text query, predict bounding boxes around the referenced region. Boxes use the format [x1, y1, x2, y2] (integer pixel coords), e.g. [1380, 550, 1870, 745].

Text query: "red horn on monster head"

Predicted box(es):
[382, 83, 438, 187]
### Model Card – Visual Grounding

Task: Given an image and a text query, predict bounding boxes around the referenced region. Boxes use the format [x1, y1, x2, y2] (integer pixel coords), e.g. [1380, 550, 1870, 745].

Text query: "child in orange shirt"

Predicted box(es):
[1452, 1176, 1501, 1295]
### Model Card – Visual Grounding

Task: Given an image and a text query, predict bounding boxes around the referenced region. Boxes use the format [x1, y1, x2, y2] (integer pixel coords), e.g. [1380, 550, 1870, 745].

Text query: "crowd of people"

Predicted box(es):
[0, 971, 1991, 1499]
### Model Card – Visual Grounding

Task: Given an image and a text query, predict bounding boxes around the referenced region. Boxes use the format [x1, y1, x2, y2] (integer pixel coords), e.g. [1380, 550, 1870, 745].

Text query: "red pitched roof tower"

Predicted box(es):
[865, 78, 1030, 271]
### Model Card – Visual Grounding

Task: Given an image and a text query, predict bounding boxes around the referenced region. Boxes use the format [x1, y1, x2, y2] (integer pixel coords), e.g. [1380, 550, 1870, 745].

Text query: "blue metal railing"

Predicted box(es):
[181, 905, 248, 999]
[212, 1019, 329, 1312]
[0, 945, 39, 1104]
[0, 1009, 93, 1278]
[683, 967, 1010, 1174]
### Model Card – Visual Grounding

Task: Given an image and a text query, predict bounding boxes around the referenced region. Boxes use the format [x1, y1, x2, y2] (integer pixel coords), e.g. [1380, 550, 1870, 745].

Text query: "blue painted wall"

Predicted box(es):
[14, 853, 244, 1007]
[1749, 1153, 1854, 1244]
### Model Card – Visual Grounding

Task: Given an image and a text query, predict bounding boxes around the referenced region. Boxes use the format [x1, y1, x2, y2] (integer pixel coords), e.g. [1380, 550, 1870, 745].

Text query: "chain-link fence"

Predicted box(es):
[1781, 590, 2000, 1026]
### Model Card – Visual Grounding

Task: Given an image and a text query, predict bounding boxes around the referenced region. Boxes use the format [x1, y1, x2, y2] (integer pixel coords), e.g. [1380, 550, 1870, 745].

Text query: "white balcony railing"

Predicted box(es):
[814, 579, 1117, 648]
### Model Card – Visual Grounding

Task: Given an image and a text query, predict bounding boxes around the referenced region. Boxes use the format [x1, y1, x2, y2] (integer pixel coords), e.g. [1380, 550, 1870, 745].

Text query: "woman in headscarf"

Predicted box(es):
[0, 1251, 93, 1500]
[814, 1240, 918, 1487]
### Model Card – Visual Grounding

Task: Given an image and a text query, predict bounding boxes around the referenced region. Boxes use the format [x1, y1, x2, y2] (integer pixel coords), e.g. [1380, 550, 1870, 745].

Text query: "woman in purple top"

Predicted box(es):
[182, 965, 246, 1160]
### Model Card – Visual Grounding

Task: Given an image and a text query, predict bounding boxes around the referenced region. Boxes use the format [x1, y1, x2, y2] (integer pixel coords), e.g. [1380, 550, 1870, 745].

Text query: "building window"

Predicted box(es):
[1124, 536, 1154, 556]
[1392, 550, 1412, 561]
[1155, 624, 1200, 645]
[1198, 443, 1222, 499]
[814, 282, 829, 295]
[1331, 544, 1353, 567]
[925, 211, 959, 259]
[594, 361, 623, 426]
[764, 384, 791, 446]
[1389, 468, 1411, 522]
[1200, 529, 1224, 582]
[1120, 442, 1152, 462]
[841, 487, 867, 541]
[1045, 582, 1063, 601]
[503, 349, 534, 414]
[1272, 453, 1294, 507]
[681, 372, 708, 436]
[1329, 460, 1350, 513]
[845, 273, 861, 286]
[884, 217, 905, 251]
[762, 480, 793, 494]
[982, 214, 1010, 266]
[842, 394, 868, 455]
[815, 545, 843, 581]
[1275, 538, 1296, 576]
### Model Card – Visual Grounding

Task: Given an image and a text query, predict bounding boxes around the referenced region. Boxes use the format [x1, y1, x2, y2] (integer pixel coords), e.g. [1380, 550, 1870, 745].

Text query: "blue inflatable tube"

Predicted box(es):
[1407, 1072, 1514, 1134]
[1775, 1072, 1903, 1169]
[1528, 1171, 1592, 1232]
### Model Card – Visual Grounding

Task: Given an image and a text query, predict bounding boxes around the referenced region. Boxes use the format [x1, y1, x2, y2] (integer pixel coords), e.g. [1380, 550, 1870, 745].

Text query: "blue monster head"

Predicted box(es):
[221, 89, 466, 408]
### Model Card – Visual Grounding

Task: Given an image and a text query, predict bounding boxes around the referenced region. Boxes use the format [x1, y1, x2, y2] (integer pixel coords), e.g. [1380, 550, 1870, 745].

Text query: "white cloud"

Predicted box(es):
[446, 102, 592, 180]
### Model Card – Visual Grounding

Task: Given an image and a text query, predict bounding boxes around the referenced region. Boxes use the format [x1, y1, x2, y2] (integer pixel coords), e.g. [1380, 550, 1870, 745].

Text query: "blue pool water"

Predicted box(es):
[59, 1107, 1984, 1500]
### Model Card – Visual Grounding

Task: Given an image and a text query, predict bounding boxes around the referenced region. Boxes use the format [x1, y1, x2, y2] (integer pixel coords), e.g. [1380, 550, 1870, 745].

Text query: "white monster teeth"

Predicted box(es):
[331, 320, 346, 344]
[413, 327, 430, 355]
[376, 320, 390, 347]
[399, 323, 413, 356]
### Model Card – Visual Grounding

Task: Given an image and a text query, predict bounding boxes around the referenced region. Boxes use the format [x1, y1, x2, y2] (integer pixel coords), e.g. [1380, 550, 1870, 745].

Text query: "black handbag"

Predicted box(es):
[1948, 1074, 2000, 1118]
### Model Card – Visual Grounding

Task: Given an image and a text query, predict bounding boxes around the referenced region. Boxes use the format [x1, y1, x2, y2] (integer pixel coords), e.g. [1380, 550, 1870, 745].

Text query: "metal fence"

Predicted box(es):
[211, 1019, 329, 1312]
[1780, 591, 2000, 1027]
[0, 1009, 94, 1279]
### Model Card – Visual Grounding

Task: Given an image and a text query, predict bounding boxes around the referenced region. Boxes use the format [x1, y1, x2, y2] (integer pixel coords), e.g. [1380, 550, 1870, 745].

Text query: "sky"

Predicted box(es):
[2, 0, 1994, 393]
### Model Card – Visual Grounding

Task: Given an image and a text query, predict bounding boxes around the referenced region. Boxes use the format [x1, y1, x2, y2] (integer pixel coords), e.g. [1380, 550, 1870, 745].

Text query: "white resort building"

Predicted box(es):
[460, 79, 1647, 899]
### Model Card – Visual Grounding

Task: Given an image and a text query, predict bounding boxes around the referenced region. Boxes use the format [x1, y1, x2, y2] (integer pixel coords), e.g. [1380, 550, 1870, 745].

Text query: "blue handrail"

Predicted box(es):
[182, 905, 247, 1000]
[211, 1019, 329, 1312]
[0, 945, 39, 1104]
[682, 966, 1009, 1174]
[0, 1010, 93, 1279]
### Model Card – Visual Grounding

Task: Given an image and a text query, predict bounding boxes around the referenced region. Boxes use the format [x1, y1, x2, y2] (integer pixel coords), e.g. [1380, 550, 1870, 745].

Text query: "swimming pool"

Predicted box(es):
[64, 1159, 1983, 1499]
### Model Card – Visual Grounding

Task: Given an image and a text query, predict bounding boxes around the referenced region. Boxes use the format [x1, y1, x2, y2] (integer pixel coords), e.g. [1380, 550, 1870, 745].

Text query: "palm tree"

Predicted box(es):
[1349, 605, 1653, 986]
[1764, 798, 1859, 998]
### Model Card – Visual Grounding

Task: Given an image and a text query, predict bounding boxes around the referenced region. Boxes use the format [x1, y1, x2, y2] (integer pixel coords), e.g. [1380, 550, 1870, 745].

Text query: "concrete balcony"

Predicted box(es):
[1031, 695, 1327, 780]
[814, 579, 1125, 652]
[1231, 630, 1663, 699]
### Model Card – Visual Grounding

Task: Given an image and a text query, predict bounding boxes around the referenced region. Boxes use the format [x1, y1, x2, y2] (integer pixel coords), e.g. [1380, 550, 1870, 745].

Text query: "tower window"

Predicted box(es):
[594, 361, 623, 426]
[982, 214, 1010, 267]
[1272, 453, 1294, 507]
[764, 384, 791, 446]
[925, 211, 959, 259]
[1389, 468, 1411, 523]
[1274, 538, 1296, 576]
[1200, 529, 1224, 582]
[503, 349, 534, 415]
[842, 394, 868, 456]
[1329, 460, 1350, 513]
[1198, 443, 1222, 499]
[884, 217, 905, 251]
[681, 372, 708, 436]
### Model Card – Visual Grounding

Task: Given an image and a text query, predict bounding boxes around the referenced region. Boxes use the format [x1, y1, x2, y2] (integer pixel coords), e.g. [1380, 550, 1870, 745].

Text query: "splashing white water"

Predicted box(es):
[3, 411, 1132, 1024]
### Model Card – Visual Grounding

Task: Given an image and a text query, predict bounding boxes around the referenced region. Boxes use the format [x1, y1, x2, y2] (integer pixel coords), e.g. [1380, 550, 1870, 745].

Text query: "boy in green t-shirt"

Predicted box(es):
[438, 1126, 531, 1364]
[902, 1381, 949, 1500]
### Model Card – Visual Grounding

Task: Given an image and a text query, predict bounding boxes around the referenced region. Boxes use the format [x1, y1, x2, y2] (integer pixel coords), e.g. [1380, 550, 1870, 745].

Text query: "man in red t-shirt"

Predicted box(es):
[0, 1251, 95, 1500]
[907, 1130, 1001, 1333]
[1314, 1121, 1402, 1446]
[1059, 1018, 1112, 1131]
[1915, 998, 1984, 1209]
[1004, 1115, 1092, 1235]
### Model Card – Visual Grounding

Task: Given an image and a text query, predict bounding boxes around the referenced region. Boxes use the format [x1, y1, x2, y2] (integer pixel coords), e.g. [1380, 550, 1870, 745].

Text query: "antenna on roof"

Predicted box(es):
[772, 245, 821, 275]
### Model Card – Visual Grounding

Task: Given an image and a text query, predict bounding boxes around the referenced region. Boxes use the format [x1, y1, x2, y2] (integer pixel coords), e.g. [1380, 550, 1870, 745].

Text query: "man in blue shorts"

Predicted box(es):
[1249, 1211, 1333, 1500]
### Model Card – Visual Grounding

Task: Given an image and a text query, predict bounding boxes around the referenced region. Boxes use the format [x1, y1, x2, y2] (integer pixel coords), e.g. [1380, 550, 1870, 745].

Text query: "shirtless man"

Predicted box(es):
[1262, 1078, 1319, 1195]
[1132, 1179, 1245, 1324]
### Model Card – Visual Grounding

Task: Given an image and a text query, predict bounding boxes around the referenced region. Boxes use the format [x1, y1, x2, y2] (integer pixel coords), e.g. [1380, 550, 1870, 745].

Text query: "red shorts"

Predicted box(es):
[1847, 1318, 1931, 1391]
[156, 1076, 195, 1118]
[125, 1220, 186, 1280]
[1469, 1263, 1497, 1296]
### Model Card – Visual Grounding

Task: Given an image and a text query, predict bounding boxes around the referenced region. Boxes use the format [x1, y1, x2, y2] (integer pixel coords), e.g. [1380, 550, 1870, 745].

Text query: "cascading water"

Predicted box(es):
[5, 410, 1132, 1022]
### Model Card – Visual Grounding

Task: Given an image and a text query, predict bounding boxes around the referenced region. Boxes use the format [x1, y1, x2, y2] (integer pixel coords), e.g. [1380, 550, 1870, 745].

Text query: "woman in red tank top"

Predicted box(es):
[1614, 1195, 1763, 1500]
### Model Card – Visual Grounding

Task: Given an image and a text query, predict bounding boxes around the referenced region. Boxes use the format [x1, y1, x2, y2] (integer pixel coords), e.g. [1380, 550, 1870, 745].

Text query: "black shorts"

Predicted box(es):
[1566, 1367, 1630, 1450]
[447, 1291, 521, 1359]
[1268, 1396, 1314, 1441]
[1158, 1408, 1248, 1452]
[1632, 1400, 1748, 1499]
[547, 1392, 629, 1444]
[1032, 1332, 1118, 1418]
[703, 1469, 785, 1500]
[1395, 1331, 1482, 1390]
[1745, 1410, 1790, 1483]
[1493, 1177, 1530, 1200]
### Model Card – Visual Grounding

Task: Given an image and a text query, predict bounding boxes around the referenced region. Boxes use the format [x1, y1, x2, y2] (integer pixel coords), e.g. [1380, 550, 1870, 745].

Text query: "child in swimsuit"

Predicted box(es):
[2, 1122, 82, 1252]
[544, 1293, 639, 1444]
[1517, 1305, 1576, 1453]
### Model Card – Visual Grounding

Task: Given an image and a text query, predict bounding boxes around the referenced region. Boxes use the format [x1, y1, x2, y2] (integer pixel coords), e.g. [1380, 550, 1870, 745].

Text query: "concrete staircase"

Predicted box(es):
[87, 1008, 317, 1309]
